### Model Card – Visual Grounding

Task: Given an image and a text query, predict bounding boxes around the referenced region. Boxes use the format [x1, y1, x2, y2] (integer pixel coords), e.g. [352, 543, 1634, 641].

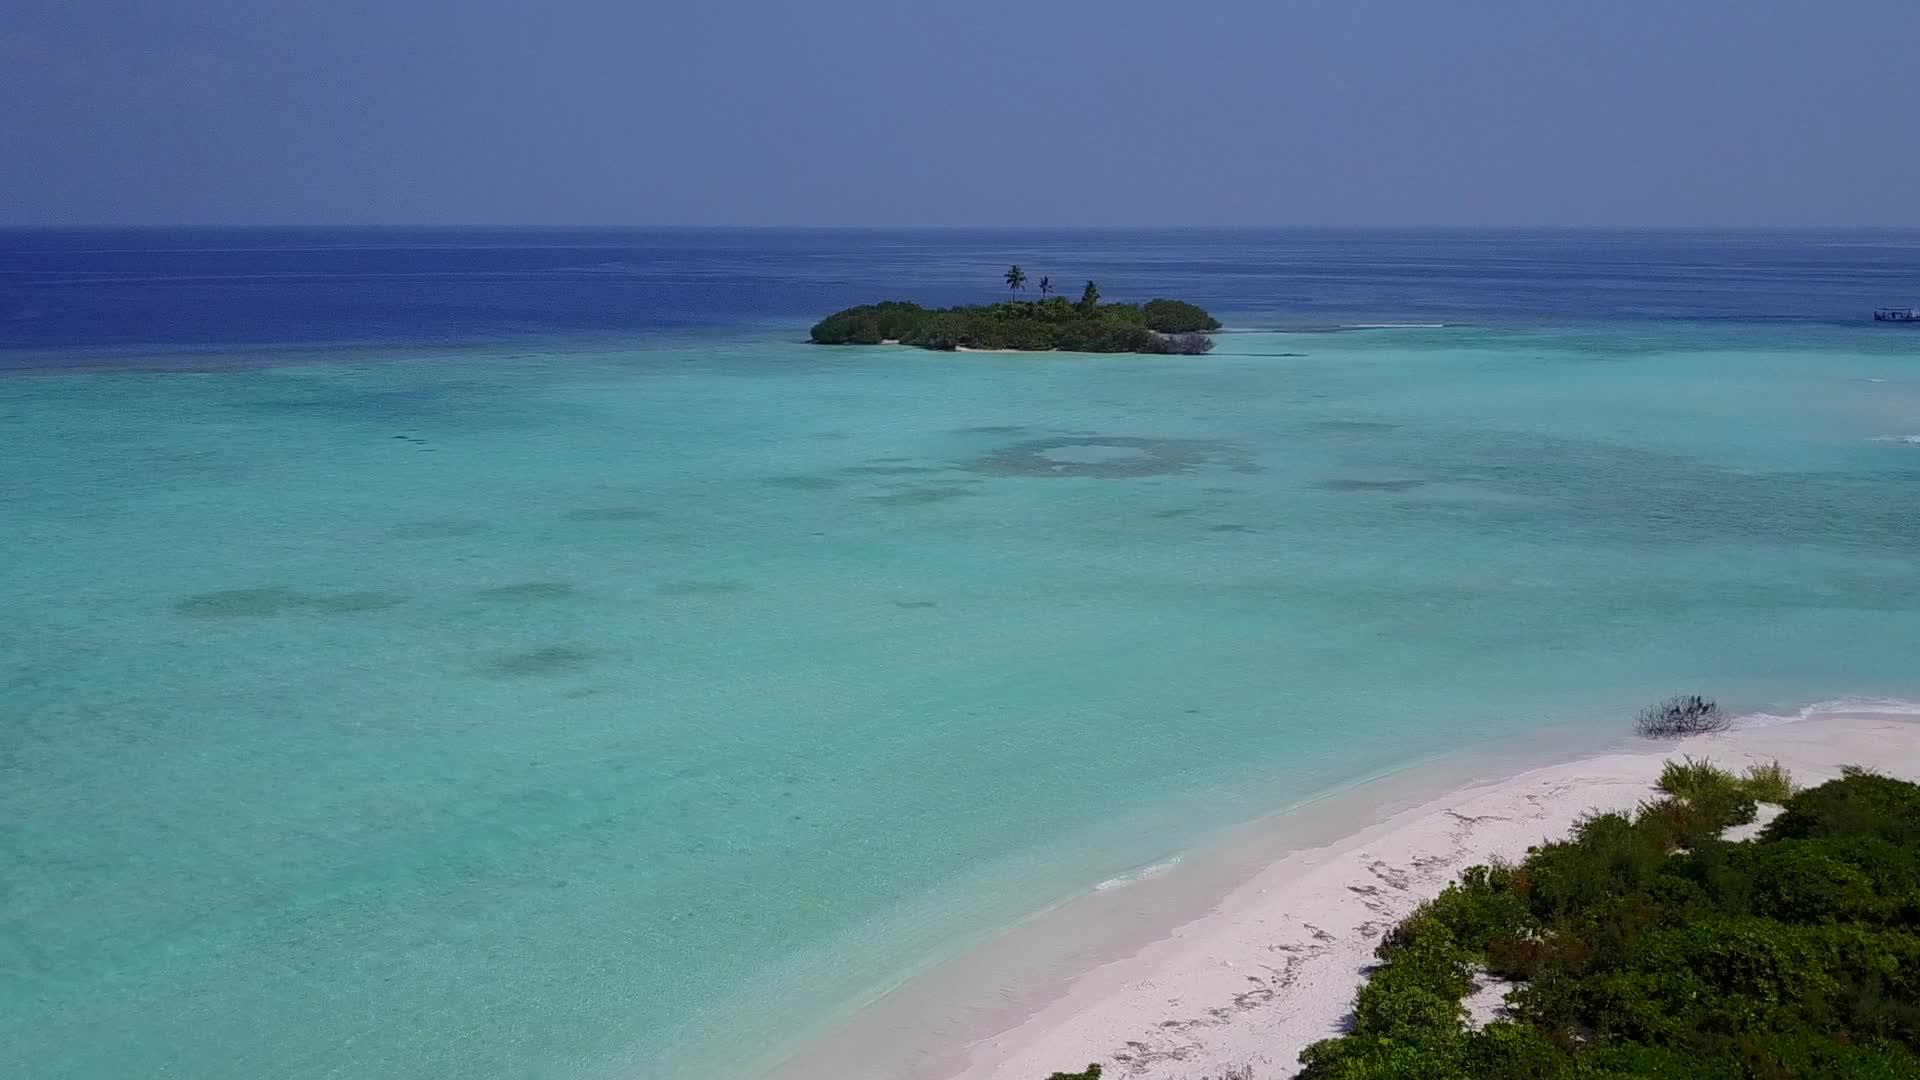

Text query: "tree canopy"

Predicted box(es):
[1077, 280, 1100, 312]
[810, 295, 1216, 355]
[1140, 298, 1221, 333]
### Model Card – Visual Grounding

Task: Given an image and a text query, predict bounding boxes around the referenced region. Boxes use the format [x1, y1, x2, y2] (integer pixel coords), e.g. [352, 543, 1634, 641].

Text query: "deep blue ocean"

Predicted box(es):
[6, 228, 1918, 359]
[3, 228, 1919, 1079]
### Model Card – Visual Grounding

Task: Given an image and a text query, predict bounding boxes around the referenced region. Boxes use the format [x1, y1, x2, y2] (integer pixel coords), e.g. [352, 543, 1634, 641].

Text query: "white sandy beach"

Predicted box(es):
[771, 702, 1920, 1080]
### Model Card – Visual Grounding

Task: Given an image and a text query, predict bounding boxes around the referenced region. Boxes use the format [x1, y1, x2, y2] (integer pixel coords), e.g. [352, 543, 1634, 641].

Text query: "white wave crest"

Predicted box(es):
[1730, 696, 1920, 729]
[1093, 855, 1183, 892]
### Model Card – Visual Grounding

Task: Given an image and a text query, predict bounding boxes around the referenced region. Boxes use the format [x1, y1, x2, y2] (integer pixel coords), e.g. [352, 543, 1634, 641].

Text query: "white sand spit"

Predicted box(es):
[766, 705, 1920, 1080]
[949, 708, 1919, 1080]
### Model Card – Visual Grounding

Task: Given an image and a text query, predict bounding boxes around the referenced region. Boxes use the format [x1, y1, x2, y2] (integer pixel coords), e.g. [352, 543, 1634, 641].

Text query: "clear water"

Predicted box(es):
[3, 229, 1919, 1078]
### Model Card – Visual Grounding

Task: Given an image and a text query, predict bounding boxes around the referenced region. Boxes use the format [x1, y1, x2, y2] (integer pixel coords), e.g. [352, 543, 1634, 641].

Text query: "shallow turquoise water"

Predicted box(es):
[4, 323, 1920, 1077]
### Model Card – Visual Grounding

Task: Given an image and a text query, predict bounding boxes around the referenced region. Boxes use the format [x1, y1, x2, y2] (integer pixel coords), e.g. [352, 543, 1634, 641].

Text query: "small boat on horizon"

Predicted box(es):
[1874, 305, 1919, 322]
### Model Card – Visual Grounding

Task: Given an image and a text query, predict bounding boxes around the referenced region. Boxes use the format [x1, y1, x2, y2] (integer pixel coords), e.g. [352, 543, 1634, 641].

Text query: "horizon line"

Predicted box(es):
[5, 222, 1919, 232]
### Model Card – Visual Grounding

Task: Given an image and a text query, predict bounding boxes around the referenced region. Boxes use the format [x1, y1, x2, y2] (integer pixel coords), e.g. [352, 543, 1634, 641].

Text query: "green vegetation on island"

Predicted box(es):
[1294, 760, 1920, 1080]
[811, 268, 1221, 355]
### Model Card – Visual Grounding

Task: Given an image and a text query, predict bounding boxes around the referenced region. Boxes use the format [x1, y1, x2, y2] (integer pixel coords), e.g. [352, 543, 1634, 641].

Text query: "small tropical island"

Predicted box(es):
[811, 267, 1221, 355]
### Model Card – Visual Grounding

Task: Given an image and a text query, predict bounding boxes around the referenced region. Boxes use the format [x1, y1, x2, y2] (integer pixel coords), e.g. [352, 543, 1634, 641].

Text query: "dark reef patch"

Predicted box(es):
[483, 644, 594, 677]
[890, 599, 939, 609]
[176, 587, 409, 618]
[472, 581, 577, 603]
[863, 485, 980, 506]
[955, 424, 1028, 435]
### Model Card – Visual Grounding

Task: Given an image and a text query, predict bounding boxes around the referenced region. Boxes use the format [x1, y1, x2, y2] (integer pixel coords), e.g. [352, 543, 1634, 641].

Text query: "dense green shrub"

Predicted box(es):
[1743, 759, 1796, 804]
[1764, 766, 1920, 846]
[1573, 1043, 1747, 1078]
[808, 300, 929, 345]
[1690, 783, 1760, 833]
[1294, 767, 1920, 1080]
[1457, 1022, 1573, 1078]
[1525, 812, 1673, 919]
[901, 311, 966, 350]
[1297, 1034, 1471, 1079]
[1484, 933, 1548, 979]
[1639, 794, 1753, 851]
[810, 296, 1218, 355]
[1043, 1066, 1101, 1080]
[1658, 756, 1738, 801]
[1388, 862, 1536, 956]
[1730, 1036, 1920, 1080]
[1660, 754, 1794, 811]
[1740, 840, 1895, 923]
[1354, 921, 1473, 1040]
[1141, 298, 1223, 333]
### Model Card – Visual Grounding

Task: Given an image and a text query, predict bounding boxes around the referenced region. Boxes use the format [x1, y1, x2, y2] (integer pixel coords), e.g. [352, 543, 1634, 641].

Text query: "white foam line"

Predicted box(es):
[1091, 856, 1183, 893]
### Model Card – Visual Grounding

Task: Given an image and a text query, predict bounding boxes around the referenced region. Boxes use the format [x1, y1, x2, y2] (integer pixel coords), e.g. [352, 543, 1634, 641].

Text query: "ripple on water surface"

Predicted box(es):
[175, 587, 410, 617]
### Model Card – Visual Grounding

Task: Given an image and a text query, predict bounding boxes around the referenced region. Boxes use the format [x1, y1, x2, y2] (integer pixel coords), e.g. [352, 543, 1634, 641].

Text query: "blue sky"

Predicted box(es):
[3, 1, 1916, 226]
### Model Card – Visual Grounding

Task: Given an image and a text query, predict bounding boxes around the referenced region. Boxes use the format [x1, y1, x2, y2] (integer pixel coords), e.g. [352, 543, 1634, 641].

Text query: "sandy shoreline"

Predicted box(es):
[767, 701, 1920, 1080]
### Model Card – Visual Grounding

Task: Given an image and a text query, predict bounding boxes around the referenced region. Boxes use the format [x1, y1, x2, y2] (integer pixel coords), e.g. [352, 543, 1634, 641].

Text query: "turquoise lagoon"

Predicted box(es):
[5, 263, 1920, 1075]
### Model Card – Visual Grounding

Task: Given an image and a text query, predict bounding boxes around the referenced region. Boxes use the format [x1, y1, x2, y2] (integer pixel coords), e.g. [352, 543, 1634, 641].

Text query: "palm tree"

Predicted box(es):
[1077, 280, 1100, 312]
[1005, 265, 1028, 298]
[1038, 276, 1052, 297]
